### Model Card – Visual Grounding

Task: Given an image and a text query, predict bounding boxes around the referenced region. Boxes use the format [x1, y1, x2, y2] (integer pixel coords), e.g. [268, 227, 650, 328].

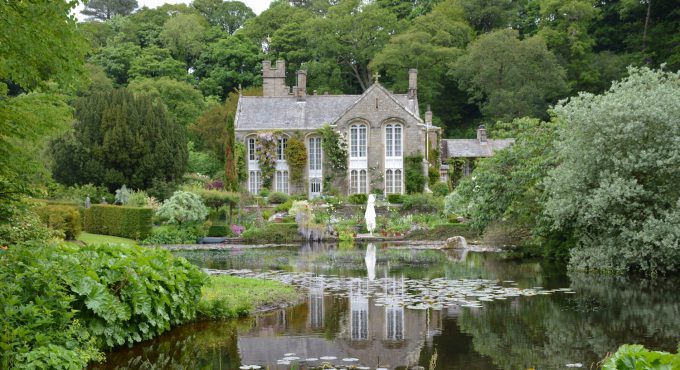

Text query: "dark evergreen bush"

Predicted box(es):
[348, 193, 368, 204]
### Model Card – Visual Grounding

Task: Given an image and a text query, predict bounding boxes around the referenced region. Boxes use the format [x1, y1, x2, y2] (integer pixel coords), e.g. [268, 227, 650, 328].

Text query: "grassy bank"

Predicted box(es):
[197, 275, 300, 320]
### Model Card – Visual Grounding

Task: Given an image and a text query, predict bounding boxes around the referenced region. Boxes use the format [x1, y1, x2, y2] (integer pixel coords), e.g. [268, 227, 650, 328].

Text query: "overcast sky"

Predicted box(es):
[76, 0, 272, 20]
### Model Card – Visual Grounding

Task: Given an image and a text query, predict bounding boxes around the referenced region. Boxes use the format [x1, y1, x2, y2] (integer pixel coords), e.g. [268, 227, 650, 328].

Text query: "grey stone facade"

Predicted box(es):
[235, 60, 438, 197]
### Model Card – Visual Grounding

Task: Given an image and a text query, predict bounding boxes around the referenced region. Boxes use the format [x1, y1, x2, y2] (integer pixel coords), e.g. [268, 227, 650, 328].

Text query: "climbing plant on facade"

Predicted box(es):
[285, 133, 307, 188]
[318, 124, 347, 177]
[256, 131, 279, 189]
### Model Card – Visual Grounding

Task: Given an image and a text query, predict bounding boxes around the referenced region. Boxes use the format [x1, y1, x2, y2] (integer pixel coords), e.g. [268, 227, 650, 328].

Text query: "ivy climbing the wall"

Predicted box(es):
[285, 133, 307, 189]
[318, 124, 347, 179]
[256, 131, 279, 189]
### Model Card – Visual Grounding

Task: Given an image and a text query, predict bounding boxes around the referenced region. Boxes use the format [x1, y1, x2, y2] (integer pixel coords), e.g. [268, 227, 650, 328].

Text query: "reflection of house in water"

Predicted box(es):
[308, 282, 324, 329]
[238, 277, 444, 368]
[350, 280, 369, 341]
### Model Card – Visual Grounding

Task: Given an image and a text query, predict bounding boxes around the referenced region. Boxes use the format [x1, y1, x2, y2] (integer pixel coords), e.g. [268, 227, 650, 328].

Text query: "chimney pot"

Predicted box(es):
[408, 68, 418, 99]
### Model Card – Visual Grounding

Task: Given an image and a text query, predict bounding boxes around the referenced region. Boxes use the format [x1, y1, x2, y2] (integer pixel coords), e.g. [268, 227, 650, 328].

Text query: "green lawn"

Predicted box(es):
[76, 232, 137, 246]
[197, 275, 300, 320]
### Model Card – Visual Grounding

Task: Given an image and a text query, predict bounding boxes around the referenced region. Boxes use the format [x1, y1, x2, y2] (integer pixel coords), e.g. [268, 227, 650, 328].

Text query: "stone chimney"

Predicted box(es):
[262, 59, 287, 96]
[295, 70, 307, 101]
[408, 68, 417, 99]
[425, 104, 432, 126]
[477, 125, 488, 143]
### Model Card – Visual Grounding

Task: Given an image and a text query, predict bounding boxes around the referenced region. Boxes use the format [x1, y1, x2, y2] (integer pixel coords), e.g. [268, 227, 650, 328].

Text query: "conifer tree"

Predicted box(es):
[51, 88, 188, 191]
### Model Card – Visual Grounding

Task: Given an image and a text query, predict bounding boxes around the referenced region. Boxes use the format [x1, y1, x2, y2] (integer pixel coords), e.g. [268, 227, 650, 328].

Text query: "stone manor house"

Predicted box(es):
[235, 60, 512, 197]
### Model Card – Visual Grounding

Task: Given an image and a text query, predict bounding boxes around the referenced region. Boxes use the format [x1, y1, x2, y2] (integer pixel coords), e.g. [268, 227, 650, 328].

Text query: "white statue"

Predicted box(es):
[365, 243, 376, 281]
[364, 194, 376, 235]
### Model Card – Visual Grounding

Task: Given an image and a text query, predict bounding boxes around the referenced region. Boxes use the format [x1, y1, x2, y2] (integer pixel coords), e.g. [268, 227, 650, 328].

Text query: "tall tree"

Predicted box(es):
[193, 0, 255, 34]
[160, 13, 207, 66]
[0, 0, 85, 219]
[81, 0, 138, 21]
[544, 67, 680, 276]
[50, 88, 188, 191]
[127, 77, 207, 127]
[450, 29, 568, 122]
[305, 0, 405, 91]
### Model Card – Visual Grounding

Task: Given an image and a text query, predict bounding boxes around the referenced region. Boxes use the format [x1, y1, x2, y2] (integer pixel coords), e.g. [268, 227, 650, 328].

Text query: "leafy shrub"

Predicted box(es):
[156, 191, 209, 225]
[348, 193, 368, 205]
[0, 205, 60, 247]
[0, 244, 206, 369]
[274, 199, 293, 212]
[241, 223, 301, 244]
[142, 225, 204, 244]
[35, 204, 82, 240]
[268, 191, 289, 204]
[602, 344, 680, 370]
[402, 193, 444, 213]
[205, 179, 224, 190]
[207, 225, 230, 237]
[126, 190, 150, 208]
[114, 185, 131, 205]
[428, 166, 440, 186]
[405, 154, 426, 194]
[196, 189, 240, 209]
[146, 179, 179, 201]
[83, 205, 153, 239]
[431, 182, 450, 197]
[387, 194, 404, 204]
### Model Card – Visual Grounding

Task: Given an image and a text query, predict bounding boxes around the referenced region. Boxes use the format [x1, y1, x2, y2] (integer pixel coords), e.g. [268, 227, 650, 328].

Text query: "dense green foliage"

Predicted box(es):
[142, 224, 205, 245]
[0, 244, 205, 369]
[445, 118, 559, 247]
[84, 205, 153, 240]
[602, 344, 680, 370]
[402, 193, 444, 213]
[545, 67, 680, 275]
[50, 88, 188, 191]
[348, 193, 368, 205]
[241, 223, 301, 243]
[284, 134, 308, 188]
[35, 204, 83, 240]
[404, 154, 426, 194]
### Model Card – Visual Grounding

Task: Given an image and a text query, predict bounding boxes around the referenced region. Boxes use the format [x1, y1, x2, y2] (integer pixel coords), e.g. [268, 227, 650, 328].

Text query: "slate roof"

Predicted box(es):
[235, 92, 418, 131]
[441, 138, 515, 158]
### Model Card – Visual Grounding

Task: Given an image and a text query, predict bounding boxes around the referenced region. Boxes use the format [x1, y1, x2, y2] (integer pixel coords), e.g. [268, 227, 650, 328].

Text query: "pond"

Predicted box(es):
[91, 242, 680, 370]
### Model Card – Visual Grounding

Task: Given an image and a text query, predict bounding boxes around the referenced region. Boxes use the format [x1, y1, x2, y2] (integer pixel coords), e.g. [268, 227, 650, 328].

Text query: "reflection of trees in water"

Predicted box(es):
[456, 274, 680, 370]
[90, 320, 250, 370]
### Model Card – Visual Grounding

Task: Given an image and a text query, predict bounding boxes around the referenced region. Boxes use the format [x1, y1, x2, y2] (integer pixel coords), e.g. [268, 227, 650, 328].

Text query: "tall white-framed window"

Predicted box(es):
[277, 137, 287, 161]
[385, 124, 402, 158]
[394, 169, 402, 194]
[275, 170, 289, 194]
[248, 170, 261, 194]
[248, 137, 257, 161]
[308, 136, 323, 197]
[350, 124, 367, 158]
[350, 169, 367, 194]
[309, 137, 322, 171]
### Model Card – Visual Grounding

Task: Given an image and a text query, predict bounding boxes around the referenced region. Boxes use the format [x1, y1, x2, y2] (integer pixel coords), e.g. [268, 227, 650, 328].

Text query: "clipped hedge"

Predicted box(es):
[84, 205, 153, 240]
[207, 225, 230, 237]
[35, 204, 82, 240]
[0, 244, 206, 369]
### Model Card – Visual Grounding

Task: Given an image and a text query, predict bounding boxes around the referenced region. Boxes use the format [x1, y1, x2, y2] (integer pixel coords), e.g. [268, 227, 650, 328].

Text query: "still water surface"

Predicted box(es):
[92, 243, 680, 369]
